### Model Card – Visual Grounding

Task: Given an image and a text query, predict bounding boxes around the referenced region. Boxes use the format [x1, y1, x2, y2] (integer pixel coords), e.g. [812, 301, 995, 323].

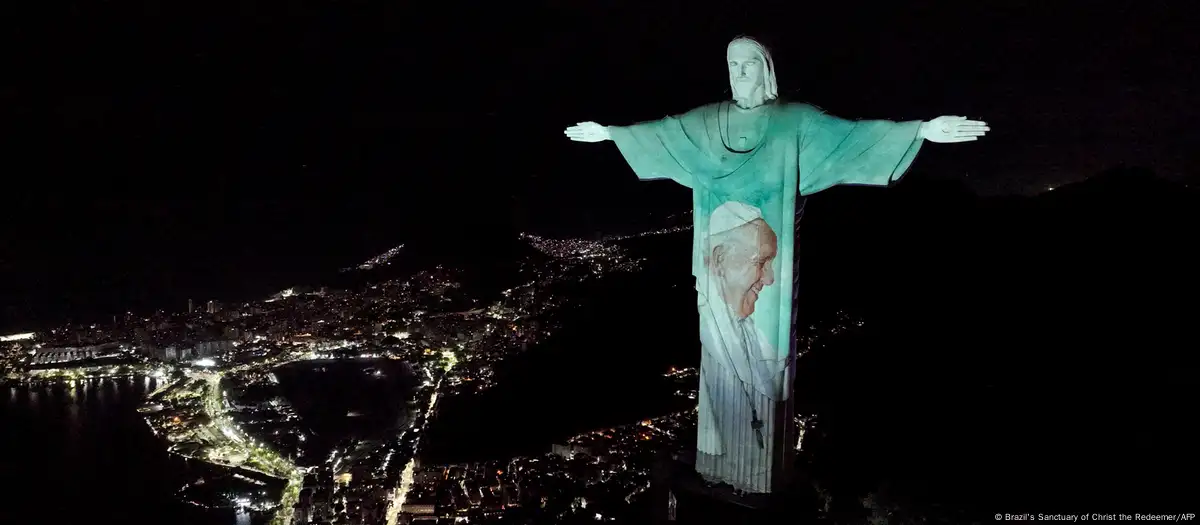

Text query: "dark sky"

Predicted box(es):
[1, 1, 1197, 330]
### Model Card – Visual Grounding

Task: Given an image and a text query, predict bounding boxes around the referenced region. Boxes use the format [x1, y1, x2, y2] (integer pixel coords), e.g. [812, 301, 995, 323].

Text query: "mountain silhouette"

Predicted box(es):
[321, 226, 547, 302]
[792, 166, 1199, 516]
[1048, 165, 1185, 197]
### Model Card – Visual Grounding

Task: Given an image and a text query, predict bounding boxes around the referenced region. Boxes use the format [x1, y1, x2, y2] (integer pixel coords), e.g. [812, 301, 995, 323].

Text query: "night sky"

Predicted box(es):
[2, 1, 1197, 330]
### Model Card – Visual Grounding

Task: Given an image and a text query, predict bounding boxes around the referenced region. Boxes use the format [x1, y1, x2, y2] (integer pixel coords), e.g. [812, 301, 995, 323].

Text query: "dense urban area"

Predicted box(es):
[1, 228, 860, 525]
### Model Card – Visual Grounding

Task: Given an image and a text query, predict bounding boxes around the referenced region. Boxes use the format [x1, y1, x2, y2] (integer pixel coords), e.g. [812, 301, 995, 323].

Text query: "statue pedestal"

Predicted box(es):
[649, 451, 807, 525]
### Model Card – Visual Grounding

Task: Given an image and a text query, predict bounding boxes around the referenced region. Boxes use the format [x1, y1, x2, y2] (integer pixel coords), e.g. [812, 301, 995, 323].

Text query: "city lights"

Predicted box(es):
[0, 224, 869, 524]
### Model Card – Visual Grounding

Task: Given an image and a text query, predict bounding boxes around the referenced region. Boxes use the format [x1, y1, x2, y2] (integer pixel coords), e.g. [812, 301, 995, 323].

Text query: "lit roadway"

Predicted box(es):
[183, 343, 452, 525]
[188, 370, 304, 525]
[386, 350, 455, 525]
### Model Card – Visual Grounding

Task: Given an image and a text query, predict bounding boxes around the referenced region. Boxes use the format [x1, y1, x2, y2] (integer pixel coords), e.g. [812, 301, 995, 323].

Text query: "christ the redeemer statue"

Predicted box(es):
[564, 36, 988, 495]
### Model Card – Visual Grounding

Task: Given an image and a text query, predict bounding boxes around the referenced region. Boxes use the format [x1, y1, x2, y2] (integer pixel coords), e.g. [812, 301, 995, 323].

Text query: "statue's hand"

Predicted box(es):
[564, 121, 611, 143]
[920, 116, 989, 143]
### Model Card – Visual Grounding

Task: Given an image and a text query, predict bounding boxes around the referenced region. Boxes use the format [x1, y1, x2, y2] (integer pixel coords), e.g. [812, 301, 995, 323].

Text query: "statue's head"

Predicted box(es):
[727, 36, 779, 108]
[705, 202, 778, 319]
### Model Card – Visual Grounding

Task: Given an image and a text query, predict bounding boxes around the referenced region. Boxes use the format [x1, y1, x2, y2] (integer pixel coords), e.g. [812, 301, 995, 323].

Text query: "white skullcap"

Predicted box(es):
[709, 201, 764, 236]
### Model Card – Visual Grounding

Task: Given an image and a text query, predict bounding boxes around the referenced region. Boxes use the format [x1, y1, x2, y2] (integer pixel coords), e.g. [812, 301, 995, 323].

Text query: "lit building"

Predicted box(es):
[193, 340, 234, 357]
[551, 443, 594, 459]
[28, 346, 97, 365]
[400, 501, 435, 515]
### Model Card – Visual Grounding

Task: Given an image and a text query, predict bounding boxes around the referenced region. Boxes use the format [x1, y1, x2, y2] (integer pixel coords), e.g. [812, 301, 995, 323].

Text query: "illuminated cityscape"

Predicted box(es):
[0, 227, 866, 524]
[345, 245, 407, 273]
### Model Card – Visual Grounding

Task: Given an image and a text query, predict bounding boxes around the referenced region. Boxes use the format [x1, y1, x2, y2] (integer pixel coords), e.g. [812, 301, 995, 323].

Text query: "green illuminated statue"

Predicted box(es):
[564, 36, 988, 495]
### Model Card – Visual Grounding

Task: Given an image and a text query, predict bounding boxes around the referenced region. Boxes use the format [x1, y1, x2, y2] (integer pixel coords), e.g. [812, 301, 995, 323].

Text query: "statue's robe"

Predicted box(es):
[609, 101, 923, 494]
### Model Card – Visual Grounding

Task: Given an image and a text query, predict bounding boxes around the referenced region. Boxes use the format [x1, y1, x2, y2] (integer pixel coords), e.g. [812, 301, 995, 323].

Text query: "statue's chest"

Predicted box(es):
[725, 112, 764, 150]
[692, 104, 799, 202]
[703, 135, 791, 201]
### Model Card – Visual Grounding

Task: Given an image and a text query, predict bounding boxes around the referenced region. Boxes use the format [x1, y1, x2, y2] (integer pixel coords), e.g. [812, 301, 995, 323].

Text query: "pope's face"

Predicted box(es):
[714, 220, 778, 319]
[727, 42, 766, 99]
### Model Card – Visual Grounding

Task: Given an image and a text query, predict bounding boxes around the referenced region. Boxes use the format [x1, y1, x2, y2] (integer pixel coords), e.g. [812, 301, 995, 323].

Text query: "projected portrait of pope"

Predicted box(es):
[695, 201, 787, 489]
[704, 201, 778, 320]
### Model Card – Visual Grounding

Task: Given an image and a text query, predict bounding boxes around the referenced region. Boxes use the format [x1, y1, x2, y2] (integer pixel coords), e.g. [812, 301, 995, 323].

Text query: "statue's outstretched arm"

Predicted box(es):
[565, 114, 701, 188]
[564, 121, 611, 143]
[919, 116, 989, 143]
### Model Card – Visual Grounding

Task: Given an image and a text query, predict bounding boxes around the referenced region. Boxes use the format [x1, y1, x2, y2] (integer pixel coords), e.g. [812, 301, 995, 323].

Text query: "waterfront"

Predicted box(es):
[0, 232, 673, 524]
[274, 359, 418, 454]
[0, 377, 229, 524]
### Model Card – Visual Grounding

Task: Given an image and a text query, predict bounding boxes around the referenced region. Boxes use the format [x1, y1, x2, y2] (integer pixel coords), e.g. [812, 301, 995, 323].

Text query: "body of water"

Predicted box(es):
[0, 361, 422, 524]
[274, 359, 419, 454]
[0, 377, 231, 524]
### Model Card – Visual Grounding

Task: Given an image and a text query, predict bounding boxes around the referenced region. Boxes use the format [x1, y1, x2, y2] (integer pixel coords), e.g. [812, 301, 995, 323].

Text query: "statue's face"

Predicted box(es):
[713, 219, 778, 319]
[727, 41, 766, 101]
